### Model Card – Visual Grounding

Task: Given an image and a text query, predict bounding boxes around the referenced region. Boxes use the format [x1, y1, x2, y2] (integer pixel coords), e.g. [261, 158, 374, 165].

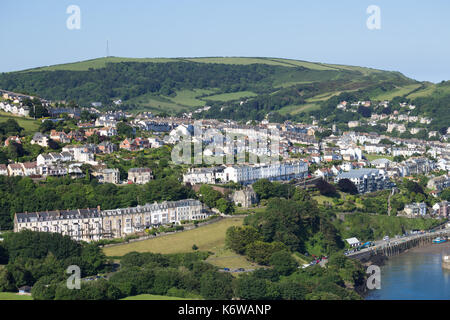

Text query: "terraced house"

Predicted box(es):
[14, 208, 103, 242]
[14, 199, 205, 241]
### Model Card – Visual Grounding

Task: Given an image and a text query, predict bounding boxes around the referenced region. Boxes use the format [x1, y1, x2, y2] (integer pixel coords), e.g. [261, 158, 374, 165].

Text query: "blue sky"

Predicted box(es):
[1, 0, 450, 82]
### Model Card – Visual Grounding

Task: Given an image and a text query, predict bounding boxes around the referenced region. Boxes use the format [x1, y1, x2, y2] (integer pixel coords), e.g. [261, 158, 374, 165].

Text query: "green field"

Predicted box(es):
[203, 91, 258, 102]
[268, 58, 337, 71]
[121, 294, 192, 300]
[0, 112, 40, 134]
[103, 217, 244, 257]
[364, 153, 394, 161]
[126, 93, 189, 114]
[128, 89, 219, 114]
[169, 89, 215, 107]
[0, 292, 33, 300]
[373, 83, 422, 101]
[184, 57, 295, 67]
[103, 217, 259, 270]
[406, 83, 436, 99]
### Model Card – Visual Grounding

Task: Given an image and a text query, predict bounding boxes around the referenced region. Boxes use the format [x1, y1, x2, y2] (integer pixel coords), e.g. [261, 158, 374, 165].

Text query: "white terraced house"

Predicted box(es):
[215, 161, 308, 185]
[14, 199, 205, 241]
[14, 208, 103, 242]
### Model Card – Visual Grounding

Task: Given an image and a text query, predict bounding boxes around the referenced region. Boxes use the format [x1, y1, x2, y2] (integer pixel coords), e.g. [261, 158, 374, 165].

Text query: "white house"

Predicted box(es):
[345, 237, 361, 248]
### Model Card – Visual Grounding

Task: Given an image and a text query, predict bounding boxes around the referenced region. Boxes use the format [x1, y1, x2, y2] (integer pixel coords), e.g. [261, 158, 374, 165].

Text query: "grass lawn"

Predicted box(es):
[365, 153, 394, 161]
[205, 248, 260, 270]
[121, 294, 192, 300]
[0, 292, 33, 300]
[103, 217, 244, 257]
[0, 112, 40, 134]
[234, 206, 266, 215]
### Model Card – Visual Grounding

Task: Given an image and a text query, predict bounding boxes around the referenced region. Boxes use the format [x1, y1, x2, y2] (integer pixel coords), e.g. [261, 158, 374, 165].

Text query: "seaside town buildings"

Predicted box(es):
[183, 161, 309, 186]
[14, 199, 205, 242]
[127, 168, 154, 184]
[335, 168, 394, 194]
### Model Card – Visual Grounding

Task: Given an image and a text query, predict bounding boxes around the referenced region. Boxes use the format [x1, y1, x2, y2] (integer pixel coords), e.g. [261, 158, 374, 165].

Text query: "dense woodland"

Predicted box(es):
[0, 62, 289, 105]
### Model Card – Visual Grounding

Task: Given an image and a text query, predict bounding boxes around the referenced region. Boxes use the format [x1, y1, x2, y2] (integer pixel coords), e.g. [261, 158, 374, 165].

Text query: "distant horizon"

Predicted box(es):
[4, 55, 441, 84]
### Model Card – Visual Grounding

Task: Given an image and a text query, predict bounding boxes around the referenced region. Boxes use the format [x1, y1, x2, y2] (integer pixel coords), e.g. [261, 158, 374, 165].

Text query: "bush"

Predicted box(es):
[235, 275, 269, 300]
[199, 271, 233, 300]
[337, 179, 358, 195]
[269, 250, 298, 276]
[245, 241, 286, 265]
[225, 226, 262, 254]
[316, 179, 338, 197]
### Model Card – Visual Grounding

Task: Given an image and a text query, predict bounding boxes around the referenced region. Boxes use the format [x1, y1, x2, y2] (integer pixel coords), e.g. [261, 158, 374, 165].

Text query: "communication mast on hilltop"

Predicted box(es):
[106, 40, 110, 58]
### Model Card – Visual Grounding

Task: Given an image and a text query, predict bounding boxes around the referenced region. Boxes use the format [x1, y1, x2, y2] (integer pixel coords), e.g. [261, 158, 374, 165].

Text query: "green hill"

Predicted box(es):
[4, 56, 448, 129]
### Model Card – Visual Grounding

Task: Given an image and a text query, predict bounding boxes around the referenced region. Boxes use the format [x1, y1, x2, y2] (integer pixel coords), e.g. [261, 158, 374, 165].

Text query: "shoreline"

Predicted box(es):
[364, 241, 450, 300]
[360, 241, 450, 299]
[393, 241, 450, 255]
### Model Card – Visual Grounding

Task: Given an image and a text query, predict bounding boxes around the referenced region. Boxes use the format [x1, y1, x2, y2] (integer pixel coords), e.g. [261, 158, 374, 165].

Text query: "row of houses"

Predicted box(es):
[0, 162, 83, 178]
[14, 199, 205, 242]
[0, 102, 30, 117]
[402, 201, 450, 218]
[183, 161, 309, 185]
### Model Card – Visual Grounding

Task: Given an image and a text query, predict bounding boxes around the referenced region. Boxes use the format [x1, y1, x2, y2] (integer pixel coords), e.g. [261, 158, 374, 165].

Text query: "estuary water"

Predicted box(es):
[366, 242, 450, 300]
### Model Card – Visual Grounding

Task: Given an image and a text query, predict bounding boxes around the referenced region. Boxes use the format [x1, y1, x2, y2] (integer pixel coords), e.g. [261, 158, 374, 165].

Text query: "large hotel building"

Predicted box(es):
[14, 199, 205, 242]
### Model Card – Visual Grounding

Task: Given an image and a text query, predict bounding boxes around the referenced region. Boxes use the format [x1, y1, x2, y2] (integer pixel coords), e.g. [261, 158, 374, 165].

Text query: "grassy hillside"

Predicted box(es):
[103, 217, 244, 256]
[20, 56, 388, 73]
[0, 56, 425, 121]
[103, 217, 260, 270]
[0, 111, 40, 134]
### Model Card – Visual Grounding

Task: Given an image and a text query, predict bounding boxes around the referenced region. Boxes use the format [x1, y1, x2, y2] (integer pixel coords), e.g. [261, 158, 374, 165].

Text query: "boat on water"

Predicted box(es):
[433, 237, 447, 244]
